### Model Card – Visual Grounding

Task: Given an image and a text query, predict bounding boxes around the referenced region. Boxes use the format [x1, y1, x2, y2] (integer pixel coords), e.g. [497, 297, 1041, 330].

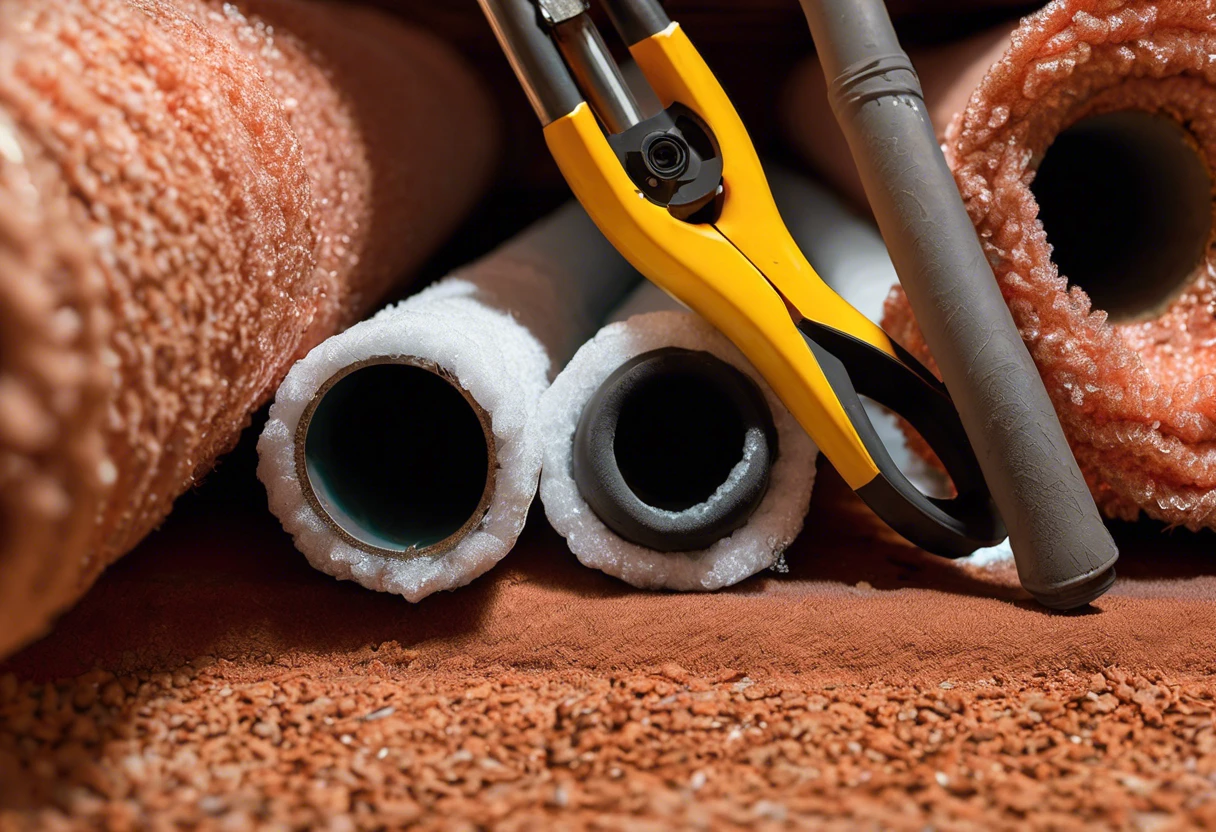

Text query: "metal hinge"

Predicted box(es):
[536, 0, 589, 26]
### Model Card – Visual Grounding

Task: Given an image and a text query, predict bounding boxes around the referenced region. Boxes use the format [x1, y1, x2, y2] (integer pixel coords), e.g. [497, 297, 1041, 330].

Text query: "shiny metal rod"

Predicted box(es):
[476, 0, 583, 124]
[552, 14, 644, 134]
[600, 0, 672, 47]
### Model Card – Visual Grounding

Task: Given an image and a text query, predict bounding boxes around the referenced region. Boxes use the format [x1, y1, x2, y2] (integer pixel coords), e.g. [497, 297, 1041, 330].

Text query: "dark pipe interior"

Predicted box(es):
[1032, 110, 1213, 322]
[302, 361, 492, 554]
[574, 349, 777, 552]
[614, 369, 750, 513]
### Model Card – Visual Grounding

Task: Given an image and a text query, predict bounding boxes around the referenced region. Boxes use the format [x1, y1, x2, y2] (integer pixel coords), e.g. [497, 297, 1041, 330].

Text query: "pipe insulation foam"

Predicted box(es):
[258, 204, 640, 599]
[538, 287, 819, 591]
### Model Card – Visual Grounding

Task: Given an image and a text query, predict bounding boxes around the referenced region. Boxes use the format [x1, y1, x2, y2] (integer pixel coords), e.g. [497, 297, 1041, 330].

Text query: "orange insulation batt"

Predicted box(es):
[0, 0, 497, 657]
[785, 0, 1216, 532]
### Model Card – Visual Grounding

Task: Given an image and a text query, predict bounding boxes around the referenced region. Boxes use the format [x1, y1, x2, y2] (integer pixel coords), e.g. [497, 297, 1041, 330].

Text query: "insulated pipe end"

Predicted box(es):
[295, 356, 496, 559]
[572, 348, 778, 552]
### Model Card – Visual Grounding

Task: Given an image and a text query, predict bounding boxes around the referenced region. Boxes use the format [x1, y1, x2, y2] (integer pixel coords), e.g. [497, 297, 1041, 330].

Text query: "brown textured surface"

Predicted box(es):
[0, 0, 496, 658]
[10, 459, 1216, 685]
[3, 449, 1216, 828]
[8, 663, 1216, 830]
[783, 0, 1216, 531]
[6, 2, 1216, 827]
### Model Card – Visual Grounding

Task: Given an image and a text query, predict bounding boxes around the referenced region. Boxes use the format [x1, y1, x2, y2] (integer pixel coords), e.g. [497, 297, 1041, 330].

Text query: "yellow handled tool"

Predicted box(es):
[477, 0, 1004, 557]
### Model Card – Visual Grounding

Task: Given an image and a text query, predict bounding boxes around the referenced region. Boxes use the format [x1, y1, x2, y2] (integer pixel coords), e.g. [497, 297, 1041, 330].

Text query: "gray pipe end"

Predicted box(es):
[572, 348, 778, 552]
[1029, 563, 1118, 611]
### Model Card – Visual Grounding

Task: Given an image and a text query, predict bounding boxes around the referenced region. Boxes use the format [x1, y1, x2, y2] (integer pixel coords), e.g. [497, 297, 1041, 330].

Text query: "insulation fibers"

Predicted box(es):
[787, 0, 1216, 530]
[258, 204, 641, 599]
[0, 0, 496, 658]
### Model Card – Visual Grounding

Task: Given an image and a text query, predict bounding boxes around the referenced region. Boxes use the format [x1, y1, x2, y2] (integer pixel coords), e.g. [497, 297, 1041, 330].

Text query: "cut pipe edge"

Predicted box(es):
[295, 355, 497, 560]
[1031, 109, 1215, 324]
[572, 347, 778, 553]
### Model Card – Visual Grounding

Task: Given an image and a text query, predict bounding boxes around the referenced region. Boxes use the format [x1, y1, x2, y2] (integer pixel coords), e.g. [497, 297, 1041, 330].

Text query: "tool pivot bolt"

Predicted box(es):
[642, 132, 689, 180]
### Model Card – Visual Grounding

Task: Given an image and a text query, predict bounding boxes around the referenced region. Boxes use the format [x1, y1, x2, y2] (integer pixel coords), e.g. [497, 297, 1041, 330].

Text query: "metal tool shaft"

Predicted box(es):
[600, 0, 672, 46]
[551, 13, 644, 134]
[475, 0, 582, 124]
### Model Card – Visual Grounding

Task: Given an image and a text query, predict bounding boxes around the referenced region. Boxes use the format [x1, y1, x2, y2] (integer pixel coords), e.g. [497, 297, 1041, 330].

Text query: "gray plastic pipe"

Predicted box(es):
[799, 0, 1118, 609]
[572, 285, 780, 552]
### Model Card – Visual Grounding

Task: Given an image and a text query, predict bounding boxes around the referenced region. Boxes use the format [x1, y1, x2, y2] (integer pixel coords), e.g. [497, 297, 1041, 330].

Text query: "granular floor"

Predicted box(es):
[2, 446, 1215, 830]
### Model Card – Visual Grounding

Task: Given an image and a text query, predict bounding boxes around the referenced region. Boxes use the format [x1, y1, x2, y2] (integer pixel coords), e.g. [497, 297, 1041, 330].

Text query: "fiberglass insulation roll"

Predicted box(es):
[258, 203, 641, 600]
[785, 0, 1216, 530]
[0, 0, 495, 658]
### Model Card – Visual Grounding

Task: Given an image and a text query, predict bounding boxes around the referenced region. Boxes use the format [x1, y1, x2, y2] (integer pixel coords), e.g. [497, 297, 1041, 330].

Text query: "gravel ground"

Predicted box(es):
[4, 455, 1216, 829]
[3, 657, 1215, 831]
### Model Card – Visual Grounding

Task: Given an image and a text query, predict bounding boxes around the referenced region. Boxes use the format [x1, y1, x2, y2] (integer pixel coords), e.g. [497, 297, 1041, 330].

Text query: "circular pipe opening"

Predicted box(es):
[296, 358, 495, 557]
[573, 348, 777, 552]
[614, 370, 749, 512]
[1031, 110, 1214, 322]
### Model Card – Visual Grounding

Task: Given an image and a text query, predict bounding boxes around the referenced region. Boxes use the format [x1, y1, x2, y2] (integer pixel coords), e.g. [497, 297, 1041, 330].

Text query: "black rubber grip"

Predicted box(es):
[799, 322, 1004, 557]
[800, 0, 1118, 609]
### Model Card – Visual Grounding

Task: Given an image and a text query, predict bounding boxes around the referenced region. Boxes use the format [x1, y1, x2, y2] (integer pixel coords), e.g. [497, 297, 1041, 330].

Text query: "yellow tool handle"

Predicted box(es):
[630, 26, 895, 356]
[545, 103, 884, 490]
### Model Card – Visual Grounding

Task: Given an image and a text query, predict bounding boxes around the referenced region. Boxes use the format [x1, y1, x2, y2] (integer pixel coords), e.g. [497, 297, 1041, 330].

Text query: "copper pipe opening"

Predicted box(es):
[295, 357, 495, 559]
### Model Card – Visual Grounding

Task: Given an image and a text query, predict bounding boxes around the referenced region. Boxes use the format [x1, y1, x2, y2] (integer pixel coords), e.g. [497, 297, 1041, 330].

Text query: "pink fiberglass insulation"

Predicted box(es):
[0, 0, 497, 656]
[786, 0, 1216, 532]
